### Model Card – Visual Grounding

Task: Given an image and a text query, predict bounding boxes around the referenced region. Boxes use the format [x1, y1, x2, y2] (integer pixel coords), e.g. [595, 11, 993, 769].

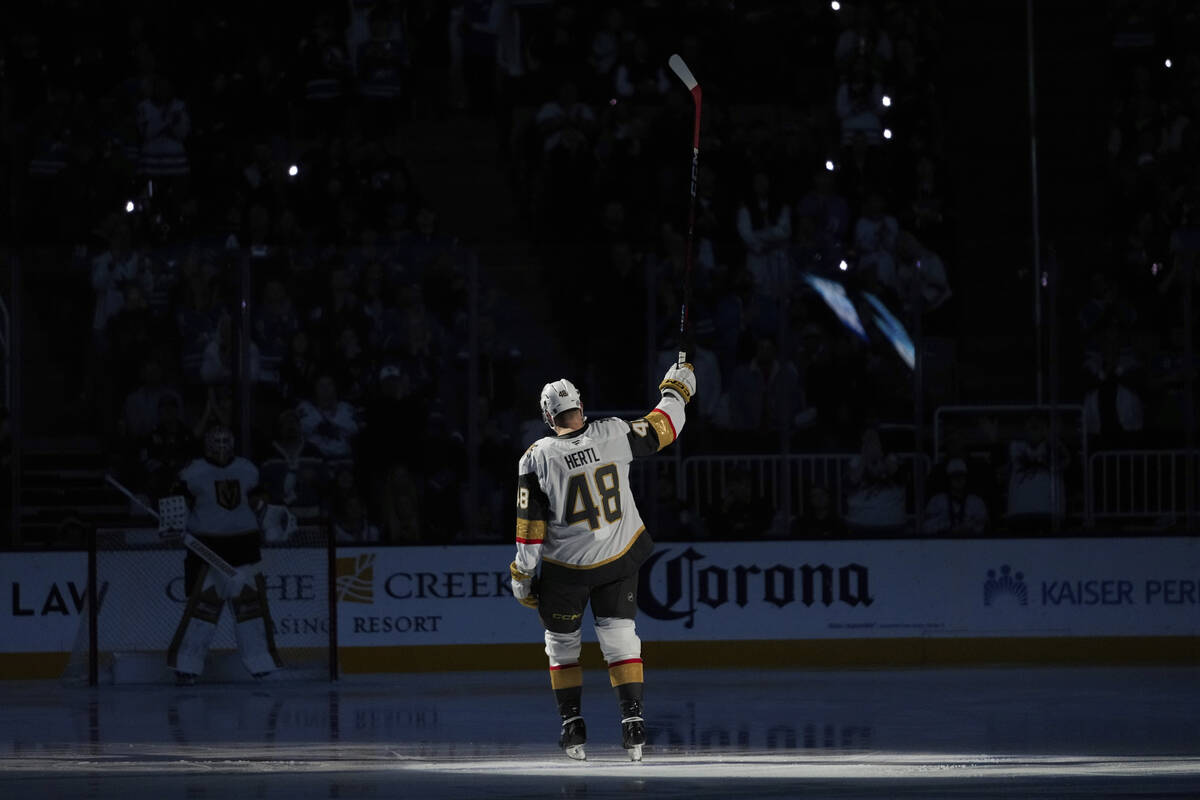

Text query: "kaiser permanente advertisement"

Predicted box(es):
[3, 538, 1199, 671]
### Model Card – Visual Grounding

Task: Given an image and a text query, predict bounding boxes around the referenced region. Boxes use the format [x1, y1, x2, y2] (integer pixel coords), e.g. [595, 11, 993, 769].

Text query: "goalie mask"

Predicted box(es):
[204, 426, 236, 466]
[540, 378, 584, 429]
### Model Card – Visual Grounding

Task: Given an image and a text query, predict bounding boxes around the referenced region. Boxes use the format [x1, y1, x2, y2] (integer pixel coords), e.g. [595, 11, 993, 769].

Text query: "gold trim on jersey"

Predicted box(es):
[608, 661, 643, 687]
[542, 526, 646, 570]
[645, 411, 675, 450]
[515, 518, 546, 543]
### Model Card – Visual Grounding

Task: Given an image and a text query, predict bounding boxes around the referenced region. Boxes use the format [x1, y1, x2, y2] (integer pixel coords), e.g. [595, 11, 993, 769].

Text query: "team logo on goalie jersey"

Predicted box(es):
[214, 478, 242, 510]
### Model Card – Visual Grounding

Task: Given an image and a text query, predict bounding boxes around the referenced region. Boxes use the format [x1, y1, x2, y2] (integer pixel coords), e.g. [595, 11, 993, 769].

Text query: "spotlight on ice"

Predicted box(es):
[1165, 58, 1172, 69]
[883, 128, 893, 140]
[831, 1, 841, 10]
[839, 260, 849, 271]
[124, 200, 135, 213]
[882, 94, 892, 107]
[825, 160, 835, 172]
[288, 164, 299, 177]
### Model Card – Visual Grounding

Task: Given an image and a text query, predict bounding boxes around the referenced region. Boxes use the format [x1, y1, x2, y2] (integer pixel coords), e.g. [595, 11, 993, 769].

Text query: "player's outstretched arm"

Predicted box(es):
[627, 363, 696, 458]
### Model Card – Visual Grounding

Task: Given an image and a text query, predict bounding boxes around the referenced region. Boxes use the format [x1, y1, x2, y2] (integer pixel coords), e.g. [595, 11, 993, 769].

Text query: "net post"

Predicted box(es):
[87, 527, 98, 687]
[327, 519, 338, 682]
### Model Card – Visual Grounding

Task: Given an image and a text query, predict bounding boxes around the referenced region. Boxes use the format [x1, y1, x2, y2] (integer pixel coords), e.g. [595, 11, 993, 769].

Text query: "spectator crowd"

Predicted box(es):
[2, 0, 1198, 544]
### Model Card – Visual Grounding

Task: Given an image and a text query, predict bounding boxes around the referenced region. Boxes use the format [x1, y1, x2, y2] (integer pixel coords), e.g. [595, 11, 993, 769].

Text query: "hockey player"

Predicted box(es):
[162, 425, 284, 683]
[510, 363, 696, 761]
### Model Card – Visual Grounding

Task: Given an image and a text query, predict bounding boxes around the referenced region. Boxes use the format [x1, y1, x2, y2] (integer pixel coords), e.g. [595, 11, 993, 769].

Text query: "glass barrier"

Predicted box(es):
[6, 236, 1200, 549]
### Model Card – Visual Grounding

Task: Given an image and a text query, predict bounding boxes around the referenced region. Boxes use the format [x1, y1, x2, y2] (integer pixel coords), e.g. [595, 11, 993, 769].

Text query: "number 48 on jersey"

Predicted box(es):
[565, 464, 622, 530]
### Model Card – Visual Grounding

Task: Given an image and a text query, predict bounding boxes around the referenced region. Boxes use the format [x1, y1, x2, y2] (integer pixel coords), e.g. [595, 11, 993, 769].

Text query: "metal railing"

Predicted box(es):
[1088, 450, 1200, 526]
[934, 404, 1087, 528]
[683, 453, 932, 521]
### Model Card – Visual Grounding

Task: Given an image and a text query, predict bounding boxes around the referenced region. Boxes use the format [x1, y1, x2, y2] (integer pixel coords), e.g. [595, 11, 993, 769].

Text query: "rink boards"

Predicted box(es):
[3, 537, 1200, 677]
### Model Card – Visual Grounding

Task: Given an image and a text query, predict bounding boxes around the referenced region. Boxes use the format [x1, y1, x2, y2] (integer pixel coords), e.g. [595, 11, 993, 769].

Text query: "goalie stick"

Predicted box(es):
[668, 53, 701, 368]
[104, 474, 243, 583]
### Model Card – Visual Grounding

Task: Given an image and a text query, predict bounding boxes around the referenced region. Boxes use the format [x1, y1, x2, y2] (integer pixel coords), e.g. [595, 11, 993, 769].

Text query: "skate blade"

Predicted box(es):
[564, 744, 587, 761]
[627, 744, 643, 762]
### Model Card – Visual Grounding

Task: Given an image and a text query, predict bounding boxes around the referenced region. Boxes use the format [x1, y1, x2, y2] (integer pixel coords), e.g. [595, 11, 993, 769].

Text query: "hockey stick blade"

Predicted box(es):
[104, 474, 242, 582]
[668, 54, 698, 90]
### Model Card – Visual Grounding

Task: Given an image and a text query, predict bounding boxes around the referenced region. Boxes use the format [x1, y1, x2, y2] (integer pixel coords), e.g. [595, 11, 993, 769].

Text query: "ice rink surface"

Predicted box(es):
[2, 666, 1200, 799]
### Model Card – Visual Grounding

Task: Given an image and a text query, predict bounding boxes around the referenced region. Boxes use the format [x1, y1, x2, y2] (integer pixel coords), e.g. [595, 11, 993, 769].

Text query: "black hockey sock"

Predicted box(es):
[614, 680, 643, 709]
[555, 685, 583, 719]
[555, 685, 586, 751]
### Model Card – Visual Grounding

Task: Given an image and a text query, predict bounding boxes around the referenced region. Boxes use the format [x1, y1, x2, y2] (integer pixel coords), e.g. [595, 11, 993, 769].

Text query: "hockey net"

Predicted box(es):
[62, 524, 337, 685]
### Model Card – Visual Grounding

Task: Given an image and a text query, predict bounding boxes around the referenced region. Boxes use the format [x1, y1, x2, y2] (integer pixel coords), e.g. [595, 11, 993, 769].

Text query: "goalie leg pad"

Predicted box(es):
[232, 578, 266, 621]
[167, 569, 223, 674]
[190, 585, 224, 624]
[231, 573, 282, 676]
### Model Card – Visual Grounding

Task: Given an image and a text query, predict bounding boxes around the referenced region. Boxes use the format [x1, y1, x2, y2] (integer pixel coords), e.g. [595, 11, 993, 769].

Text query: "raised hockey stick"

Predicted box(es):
[668, 53, 701, 368]
[104, 474, 242, 582]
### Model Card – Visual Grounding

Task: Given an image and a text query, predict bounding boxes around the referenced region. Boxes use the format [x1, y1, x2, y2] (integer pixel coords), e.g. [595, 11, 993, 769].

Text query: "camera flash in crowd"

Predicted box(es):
[825, 159, 835, 172]
[1164, 58, 1172, 69]
[288, 164, 299, 177]
[882, 94, 892, 107]
[831, 1, 841, 11]
[124, 200, 135, 213]
[839, 260, 849, 271]
[883, 128, 893, 140]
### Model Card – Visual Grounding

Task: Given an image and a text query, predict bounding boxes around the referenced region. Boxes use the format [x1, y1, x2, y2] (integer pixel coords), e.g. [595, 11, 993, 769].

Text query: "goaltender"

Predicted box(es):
[161, 425, 292, 683]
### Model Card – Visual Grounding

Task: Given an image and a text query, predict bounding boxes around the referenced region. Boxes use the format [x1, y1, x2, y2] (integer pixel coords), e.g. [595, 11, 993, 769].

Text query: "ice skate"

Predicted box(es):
[620, 700, 645, 762]
[174, 671, 197, 686]
[559, 713, 587, 761]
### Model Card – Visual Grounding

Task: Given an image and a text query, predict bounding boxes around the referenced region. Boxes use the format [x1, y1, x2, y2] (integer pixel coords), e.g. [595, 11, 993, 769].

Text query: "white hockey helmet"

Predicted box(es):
[540, 378, 584, 429]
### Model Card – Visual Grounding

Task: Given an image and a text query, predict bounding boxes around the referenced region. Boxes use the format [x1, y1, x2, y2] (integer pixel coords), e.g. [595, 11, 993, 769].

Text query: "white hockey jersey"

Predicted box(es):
[514, 395, 686, 577]
[179, 456, 260, 536]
